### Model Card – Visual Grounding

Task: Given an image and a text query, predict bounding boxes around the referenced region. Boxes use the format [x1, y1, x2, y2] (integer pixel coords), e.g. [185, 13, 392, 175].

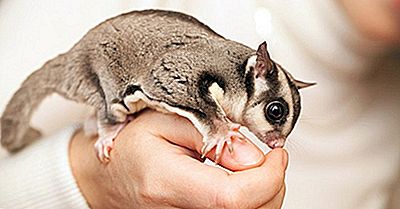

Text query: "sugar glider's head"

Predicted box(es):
[242, 42, 315, 149]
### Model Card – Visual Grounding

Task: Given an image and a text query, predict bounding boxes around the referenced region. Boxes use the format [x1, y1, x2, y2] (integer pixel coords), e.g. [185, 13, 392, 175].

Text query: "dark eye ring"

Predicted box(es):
[265, 101, 285, 122]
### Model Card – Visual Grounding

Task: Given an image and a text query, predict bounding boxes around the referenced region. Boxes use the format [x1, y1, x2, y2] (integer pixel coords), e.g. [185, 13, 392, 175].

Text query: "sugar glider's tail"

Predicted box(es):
[0, 52, 101, 152]
[0, 55, 70, 152]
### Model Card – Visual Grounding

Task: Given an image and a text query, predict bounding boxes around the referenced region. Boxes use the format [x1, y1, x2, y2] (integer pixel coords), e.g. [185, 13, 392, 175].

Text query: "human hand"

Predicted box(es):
[70, 110, 288, 209]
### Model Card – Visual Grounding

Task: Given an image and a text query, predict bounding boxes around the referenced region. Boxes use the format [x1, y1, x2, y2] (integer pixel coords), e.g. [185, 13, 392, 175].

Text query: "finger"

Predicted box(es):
[226, 149, 288, 208]
[206, 140, 264, 171]
[137, 110, 264, 170]
[147, 145, 287, 209]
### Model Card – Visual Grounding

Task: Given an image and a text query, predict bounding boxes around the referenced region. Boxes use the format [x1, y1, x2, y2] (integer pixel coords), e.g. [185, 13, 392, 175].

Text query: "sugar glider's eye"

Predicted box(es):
[265, 101, 286, 123]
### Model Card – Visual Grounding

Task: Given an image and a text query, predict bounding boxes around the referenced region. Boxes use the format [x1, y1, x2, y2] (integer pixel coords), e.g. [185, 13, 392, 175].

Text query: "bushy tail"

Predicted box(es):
[1, 56, 67, 152]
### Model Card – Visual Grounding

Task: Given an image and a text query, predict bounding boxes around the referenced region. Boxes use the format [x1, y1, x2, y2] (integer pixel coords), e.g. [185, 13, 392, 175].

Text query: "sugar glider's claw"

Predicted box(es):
[201, 122, 251, 164]
[103, 142, 112, 159]
[214, 137, 228, 163]
[95, 118, 133, 163]
[226, 138, 233, 154]
[201, 141, 216, 159]
[201, 136, 234, 164]
[94, 138, 114, 163]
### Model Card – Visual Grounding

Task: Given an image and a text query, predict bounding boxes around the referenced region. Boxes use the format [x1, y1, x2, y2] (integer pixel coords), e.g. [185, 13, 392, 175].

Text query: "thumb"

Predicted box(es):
[225, 148, 288, 208]
[143, 111, 264, 171]
[205, 139, 265, 171]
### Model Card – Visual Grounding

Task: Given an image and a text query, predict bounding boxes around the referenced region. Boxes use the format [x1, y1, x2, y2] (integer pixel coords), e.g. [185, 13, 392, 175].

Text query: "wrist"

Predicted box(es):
[69, 129, 108, 208]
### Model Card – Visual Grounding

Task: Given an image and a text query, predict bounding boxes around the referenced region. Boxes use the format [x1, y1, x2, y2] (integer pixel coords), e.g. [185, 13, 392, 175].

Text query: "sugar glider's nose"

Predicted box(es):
[262, 131, 286, 149]
[266, 138, 285, 149]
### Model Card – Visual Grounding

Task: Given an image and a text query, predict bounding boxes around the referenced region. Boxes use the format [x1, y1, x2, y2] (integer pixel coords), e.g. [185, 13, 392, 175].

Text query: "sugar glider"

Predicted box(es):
[1, 10, 314, 162]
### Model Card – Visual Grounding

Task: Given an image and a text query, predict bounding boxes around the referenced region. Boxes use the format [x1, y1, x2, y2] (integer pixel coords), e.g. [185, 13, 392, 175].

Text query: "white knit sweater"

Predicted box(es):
[0, 0, 399, 209]
[0, 126, 89, 209]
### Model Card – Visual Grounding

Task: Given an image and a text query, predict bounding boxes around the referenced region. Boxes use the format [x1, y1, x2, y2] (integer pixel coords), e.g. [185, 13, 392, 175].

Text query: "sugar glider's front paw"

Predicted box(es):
[201, 122, 247, 163]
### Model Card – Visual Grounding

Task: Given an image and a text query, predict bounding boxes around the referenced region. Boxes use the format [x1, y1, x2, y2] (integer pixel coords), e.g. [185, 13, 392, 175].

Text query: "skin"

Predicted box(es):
[70, 110, 288, 209]
[338, 0, 400, 44]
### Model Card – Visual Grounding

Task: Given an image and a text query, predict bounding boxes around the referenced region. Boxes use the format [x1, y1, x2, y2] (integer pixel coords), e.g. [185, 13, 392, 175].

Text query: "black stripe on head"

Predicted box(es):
[264, 62, 281, 91]
[282, 70, 301, 133]
[245, 67, 255, 99]
[247, 61, 282, 103]
[250, 83, 288, 127]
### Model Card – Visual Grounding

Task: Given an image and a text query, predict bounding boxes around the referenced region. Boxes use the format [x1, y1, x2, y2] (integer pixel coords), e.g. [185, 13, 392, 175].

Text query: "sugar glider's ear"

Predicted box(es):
[285, 69, 316, 90]
[254, 41, 274, 78]
[293, 79, 316, 89]
[251, 41, 316, 90]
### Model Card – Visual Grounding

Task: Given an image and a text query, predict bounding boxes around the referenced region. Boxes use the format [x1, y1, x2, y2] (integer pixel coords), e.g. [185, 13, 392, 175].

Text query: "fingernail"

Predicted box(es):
[232, 142, 263, 166]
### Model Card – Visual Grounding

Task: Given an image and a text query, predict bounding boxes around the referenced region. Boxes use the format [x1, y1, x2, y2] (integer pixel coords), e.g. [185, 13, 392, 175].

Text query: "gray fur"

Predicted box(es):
[1, 9, 312, 152]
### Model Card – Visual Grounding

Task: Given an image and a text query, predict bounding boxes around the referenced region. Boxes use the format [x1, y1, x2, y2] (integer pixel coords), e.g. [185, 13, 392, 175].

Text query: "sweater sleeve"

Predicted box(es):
[0, 126, 90, 209]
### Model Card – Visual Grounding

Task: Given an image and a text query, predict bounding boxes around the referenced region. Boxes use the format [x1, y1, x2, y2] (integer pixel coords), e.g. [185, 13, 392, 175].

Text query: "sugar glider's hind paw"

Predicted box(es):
[95, 123, 125, 163]
[1, 126, 42, 153]
[94, 135, 115, 163]
[95, 116, 134, 163]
